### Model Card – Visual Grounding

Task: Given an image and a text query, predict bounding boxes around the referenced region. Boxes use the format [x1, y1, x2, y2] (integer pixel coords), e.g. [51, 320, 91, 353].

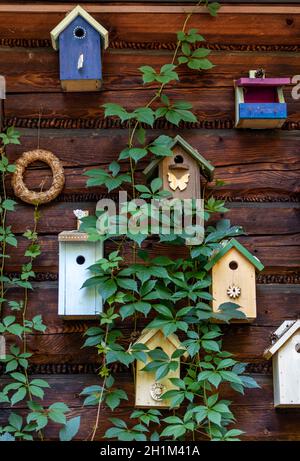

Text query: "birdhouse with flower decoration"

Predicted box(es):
[204, 239, 264, 322]
[234, 70, 290, 129]
[143, 135, 214, 201]
[264, 320, 300, 408]
[50, 5, 109, 92]
[58, 209, 103, 318]
[132, 328, 188, 408]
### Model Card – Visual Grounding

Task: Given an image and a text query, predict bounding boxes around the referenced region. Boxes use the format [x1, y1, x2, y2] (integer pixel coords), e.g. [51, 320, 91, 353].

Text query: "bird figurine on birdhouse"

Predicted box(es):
[143, 135, 214, 201]
[264, 320, 300, 408]
[234, 69, 290, 128]
[50, 5, 109, 92]
[58, 209, 103, 318]
[204, 238, 264, 322]
[132, 328, 188, 408]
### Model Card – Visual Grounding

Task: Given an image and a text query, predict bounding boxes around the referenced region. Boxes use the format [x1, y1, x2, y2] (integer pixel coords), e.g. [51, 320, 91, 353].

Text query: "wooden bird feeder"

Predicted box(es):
[132, 328, 188, 408]
[234, 70, 290, 129]
[58, 210, 103, 318]
[264, 320, 300, 408]
[204, 238, 264, 322]
[143, 135, 214, 201]
[50, 5, 109, 92]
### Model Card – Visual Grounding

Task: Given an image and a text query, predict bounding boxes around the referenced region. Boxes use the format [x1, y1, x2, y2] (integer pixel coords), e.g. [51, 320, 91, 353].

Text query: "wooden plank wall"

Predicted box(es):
[0, 2, 300, 440]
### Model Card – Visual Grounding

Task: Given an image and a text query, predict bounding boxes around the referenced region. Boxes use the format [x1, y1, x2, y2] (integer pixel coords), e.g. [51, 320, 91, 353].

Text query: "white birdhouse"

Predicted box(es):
[264, 320, 300, 408]
[58, 210, 103, 318]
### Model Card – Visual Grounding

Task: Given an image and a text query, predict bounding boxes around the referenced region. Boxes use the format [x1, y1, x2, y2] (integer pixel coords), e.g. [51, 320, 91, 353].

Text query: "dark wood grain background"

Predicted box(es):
[0, 2, 299, 441]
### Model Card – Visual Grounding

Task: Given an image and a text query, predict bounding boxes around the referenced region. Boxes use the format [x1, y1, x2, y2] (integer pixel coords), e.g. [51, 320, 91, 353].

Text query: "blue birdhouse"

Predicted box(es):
[50, 5, 109, 92]
[234, 70, 290, 129]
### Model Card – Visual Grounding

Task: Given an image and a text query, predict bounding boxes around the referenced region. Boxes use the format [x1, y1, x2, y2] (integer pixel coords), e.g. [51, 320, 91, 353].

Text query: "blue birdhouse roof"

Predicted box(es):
[50, 5, 109, 50]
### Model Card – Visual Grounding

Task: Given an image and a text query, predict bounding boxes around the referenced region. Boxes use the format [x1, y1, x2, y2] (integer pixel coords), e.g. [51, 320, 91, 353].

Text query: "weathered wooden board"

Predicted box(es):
[4, 88, 299, 129]
[6, 201, 300, 237]
[5, 129, 300, 200]
[1, 320, 299, 365]
[0, 48, 298, 93]
[5, 235, 300, 276]
[0, 374, 300, 441]
[6, 129, 300, 168]
[0, 6, 300, 46]
[4, 282, 300, 331]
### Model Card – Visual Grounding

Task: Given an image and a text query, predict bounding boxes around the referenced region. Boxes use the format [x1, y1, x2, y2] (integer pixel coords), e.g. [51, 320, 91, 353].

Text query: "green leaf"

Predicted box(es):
[49, 410, 67, 425]
[11, 387, 27, 406]
[101, 279, 118, 302]
[2, 199, 17, 211]
[116, 278, 137, 292]
[30, 379, 50, 388]
[59, 416, 81, 441]
[10, 372, 27, 384]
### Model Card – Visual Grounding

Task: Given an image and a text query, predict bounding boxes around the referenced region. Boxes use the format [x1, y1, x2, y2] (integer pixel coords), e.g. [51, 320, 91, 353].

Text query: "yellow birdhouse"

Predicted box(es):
[204, 239, 264, 322]
[143, 135, 214, 201]
[132, 328, 188, 408]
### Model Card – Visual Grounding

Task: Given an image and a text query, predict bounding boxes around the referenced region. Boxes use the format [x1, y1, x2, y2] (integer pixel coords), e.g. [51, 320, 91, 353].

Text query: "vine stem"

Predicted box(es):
[90, 325, 109, 441]
[0, 147, 7, 314]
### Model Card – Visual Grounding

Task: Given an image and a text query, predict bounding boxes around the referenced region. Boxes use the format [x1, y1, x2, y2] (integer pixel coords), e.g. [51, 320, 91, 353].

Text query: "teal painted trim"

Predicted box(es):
[204, 238, 264, 272]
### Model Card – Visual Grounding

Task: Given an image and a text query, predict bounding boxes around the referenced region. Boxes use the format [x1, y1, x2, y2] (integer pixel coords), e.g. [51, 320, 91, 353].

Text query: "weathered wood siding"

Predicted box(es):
[0, 2, 299, 440]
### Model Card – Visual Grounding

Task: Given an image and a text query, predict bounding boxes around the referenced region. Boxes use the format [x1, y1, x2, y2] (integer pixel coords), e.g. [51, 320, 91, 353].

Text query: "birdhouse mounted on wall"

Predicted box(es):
[264, 320, 300, 408]
[133, 328, 188, 408]
[58, 210, 103, 318]
[235, 70, 290, 129]
[143, 135, 214, 201]
[204, 238, 264, 322]
[50, 5, 109, 92]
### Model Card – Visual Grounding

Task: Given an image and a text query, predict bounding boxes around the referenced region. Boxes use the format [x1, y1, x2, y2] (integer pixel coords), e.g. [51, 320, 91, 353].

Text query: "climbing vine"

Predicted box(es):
[0, 129, 80, 441]
[80, 1, 260, 442]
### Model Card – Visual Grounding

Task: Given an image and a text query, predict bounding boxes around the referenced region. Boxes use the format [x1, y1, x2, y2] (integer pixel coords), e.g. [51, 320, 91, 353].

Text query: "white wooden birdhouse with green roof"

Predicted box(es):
[143, 135, 214, 201]
[204, 238, 264, 322]
[133, 328, 188, 408]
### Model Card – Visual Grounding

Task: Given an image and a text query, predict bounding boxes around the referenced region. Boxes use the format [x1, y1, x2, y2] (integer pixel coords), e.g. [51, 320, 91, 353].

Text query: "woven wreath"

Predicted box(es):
[11, 149, 65, 205]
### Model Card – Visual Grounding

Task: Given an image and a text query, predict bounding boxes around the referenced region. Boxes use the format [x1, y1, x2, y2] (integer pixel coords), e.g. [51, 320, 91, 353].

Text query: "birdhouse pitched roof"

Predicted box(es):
[143, 135, 214, 182]
[264, 320, 300, 360]
[133, 328, 188, 359]
[50, 5, 109, 51]
[204, 238, 264, 272]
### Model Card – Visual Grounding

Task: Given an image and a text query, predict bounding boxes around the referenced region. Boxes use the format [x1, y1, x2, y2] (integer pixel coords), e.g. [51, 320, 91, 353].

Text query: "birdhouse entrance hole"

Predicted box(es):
[73, 26, 86, 39]
[174, 154, 184, 164]
[229, 260, 238, 270]
[76, 255, 86, 265]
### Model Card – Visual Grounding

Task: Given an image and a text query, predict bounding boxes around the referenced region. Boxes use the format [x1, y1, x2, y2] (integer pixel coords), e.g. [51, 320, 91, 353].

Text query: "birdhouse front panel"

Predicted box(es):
[59, 16, 102, 92]
[58, 236, 103, 318]
[159, 145, 201, 200]
[135, 330, 181, 408]
[211, 247, 257, 321]
[235, 75, 290, 129]
[272, 330, 300, 408]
